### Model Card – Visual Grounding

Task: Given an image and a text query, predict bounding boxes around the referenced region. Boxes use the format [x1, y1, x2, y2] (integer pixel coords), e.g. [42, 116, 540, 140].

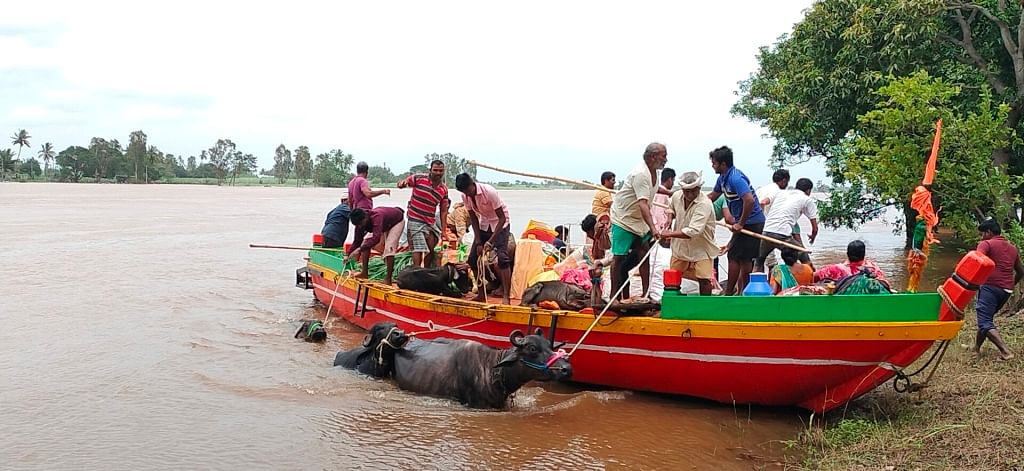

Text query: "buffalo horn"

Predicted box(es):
[509, 330, 526, 347]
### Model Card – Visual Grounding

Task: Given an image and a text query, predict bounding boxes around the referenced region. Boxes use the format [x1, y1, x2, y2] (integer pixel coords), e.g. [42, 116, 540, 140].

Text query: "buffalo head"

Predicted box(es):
[447, 263, 473, 296]
[494, 328, 572, 381]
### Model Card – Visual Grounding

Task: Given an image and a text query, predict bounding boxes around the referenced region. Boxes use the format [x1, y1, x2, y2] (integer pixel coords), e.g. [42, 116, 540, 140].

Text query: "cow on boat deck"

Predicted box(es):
[396, 263, 473, 298]
[390, 328, 572, 409]
[333, 322, 408, 378]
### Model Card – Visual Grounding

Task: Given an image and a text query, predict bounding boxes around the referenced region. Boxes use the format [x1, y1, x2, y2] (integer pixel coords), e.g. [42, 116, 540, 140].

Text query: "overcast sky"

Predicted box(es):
[1, 1, 821, 186]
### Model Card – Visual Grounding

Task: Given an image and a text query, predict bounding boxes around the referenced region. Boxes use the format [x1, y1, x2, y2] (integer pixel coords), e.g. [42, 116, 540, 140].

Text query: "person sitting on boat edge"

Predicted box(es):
[320, 191, 351, 249]
[662, 170, 717, 296]
[455, 172, 513, 304]
[973, 218, 1022, 361]
[814, 240, 889, 285]
[347, 161, 391, 212]
[706, 145, 765, 296]
[769, 248, 813, 294]
[755, 177, 818, 273]
[344, 206, 406, 286]
[397, 159, 450, 268]
[609, 143, 666, 301]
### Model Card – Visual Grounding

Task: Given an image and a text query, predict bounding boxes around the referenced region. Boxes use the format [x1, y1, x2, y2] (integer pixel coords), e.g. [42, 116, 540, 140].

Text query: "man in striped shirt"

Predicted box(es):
[397, 159, 450, 268]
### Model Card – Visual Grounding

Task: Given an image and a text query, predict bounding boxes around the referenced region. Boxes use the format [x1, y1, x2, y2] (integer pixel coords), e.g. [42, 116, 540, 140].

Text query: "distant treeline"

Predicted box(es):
[0, 129, 478, 188]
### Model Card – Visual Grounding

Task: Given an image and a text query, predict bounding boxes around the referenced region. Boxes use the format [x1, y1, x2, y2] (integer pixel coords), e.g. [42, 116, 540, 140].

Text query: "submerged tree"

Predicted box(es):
[200, 139, 237, 184]
[272, 144, 293, 184]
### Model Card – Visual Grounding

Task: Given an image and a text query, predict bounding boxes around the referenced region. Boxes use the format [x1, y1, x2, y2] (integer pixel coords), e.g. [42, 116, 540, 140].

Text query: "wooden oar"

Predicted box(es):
[469, 160, 811, 254]
[715, 221, 810, 253]
[249, 243, 347, 253]
[469, 160, 671, 209]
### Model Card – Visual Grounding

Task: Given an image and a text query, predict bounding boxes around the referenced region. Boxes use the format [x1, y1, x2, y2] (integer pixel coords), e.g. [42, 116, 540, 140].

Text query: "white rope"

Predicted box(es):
[323, 270, 354, 327]
[568, 243, 659, 357]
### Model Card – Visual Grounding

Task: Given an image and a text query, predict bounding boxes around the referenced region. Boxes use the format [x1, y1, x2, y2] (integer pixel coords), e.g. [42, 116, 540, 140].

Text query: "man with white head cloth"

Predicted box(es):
[663, 170, 718, 295]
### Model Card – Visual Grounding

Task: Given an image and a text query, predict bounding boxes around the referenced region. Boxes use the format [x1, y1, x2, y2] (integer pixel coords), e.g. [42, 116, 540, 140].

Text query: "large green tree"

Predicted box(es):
[19, 158, 41, 178]
[200, 139, 237, 184]
[293, 145, 312, 186]
[272, 144, 293, 184]
[734, 0, 1024, 231]
[840, 71, 1017, 245]
[55, 146, 93, 182]
[127, 130, 147, 182]
[313, 149, 354, 187]
[230, 152, 257, 185]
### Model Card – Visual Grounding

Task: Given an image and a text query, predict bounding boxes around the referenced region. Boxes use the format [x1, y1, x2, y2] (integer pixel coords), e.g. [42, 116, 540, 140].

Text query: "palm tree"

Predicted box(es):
[38, 142, 55, 179]
[11, 129, 31, 161]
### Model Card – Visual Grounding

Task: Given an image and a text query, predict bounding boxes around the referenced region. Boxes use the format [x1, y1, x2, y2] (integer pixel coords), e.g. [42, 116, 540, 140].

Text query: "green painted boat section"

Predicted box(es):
[309, 249, 940, 322]
[660, 290, 940, 322]
[309, 250, 345, 274]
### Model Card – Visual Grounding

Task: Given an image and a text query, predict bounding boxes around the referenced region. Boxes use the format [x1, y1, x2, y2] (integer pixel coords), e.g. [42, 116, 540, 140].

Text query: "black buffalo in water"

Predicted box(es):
[396, 263, 473, 298]
[391, 328, 571, 409]
[520, 281, 590, 311]
[333, 322, 408, 378]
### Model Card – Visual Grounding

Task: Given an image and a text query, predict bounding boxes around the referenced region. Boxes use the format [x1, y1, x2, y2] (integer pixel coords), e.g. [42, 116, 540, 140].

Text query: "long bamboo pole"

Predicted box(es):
[249, 243, 347, 252]
[469, 159, 811, 253]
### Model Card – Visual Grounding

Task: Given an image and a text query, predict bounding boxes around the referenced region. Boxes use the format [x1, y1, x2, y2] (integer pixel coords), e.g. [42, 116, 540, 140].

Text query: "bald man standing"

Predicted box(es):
[609, 143, 667, 300]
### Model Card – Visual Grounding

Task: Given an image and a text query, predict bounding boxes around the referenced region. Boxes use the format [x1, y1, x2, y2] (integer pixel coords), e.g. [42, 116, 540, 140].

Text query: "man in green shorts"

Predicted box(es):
[609, 142, 667, 300]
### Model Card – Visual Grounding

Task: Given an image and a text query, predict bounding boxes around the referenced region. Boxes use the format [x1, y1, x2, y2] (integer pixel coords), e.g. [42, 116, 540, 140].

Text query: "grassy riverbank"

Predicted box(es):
[793, 312, 1024, 470]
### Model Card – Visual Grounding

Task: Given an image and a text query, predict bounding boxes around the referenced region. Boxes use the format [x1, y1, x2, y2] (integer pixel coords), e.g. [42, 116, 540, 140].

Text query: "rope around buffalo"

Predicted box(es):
[567, 242, 660, 357]
[323, 270, 354, 327]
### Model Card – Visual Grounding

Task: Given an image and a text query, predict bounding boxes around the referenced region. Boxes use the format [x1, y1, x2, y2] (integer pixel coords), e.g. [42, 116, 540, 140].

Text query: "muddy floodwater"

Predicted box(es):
[1, 183, 958, 469]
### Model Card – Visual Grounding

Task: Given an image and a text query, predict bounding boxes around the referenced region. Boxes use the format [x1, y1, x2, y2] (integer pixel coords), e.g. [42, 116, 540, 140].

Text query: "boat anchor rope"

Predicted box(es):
[883, 340, 952, 393]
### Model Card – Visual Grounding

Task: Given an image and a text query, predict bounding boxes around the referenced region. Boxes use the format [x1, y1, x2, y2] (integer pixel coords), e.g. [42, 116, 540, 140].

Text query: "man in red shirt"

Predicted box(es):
[344, 207, 406, 286]
[397, 159, 449, 268]
[973, 219, 1023, 360]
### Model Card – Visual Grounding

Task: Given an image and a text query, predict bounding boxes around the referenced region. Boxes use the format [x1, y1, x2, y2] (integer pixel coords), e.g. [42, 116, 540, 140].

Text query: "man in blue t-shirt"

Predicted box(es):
[320, 193, 352, 248]
[706, 146, 765, 295]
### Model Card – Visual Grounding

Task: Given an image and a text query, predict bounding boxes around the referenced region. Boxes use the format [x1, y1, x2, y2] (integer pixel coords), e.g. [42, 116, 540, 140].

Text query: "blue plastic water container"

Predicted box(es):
[743, 272, 773, 296]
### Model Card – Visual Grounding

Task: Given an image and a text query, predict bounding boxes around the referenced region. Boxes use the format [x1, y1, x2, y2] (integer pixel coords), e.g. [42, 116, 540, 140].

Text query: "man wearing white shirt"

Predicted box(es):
[755, 178, 819, 273]
[755, 169, 790, 270]
[755, 169, 790, 217]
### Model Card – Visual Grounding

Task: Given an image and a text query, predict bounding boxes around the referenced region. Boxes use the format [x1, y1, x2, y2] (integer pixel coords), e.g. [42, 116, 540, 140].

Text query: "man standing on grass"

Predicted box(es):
[973, 219, 1022, 361]
[456, 172, 513, 304]
[397, 159, 449, 268]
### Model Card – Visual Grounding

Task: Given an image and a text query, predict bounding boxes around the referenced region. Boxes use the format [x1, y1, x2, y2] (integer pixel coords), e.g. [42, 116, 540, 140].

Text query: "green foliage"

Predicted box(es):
[817, 180, 891, 230]
[823, 418, 880, 449]
[55, 146, 92, 182]
[0, 148, 16, 178]
[19, 158, 41, 177]
[423, 153, 475, 188]
[10, 128, 31, 164]
[127, 130, 147, 181]
[313, 149, 354, 188]
[293, 145, 312, 186]
[87, 137, 123, 180]
[200, 139, 237, 183]
[732, 0, 946, 165]
[272, 144, 293, 184]
[841, 71, 1019, 243]
[367, 164, 395, 184]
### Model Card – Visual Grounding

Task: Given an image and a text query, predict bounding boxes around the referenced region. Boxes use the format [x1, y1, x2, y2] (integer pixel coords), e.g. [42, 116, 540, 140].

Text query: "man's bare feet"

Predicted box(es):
[472, 293, 487, 302]
[501, 297, 511, 305]
[999, 351, 1016, 361]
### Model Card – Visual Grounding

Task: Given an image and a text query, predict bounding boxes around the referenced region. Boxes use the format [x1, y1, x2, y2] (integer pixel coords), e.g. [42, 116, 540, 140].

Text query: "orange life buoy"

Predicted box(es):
[938, 250, 995, 321]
